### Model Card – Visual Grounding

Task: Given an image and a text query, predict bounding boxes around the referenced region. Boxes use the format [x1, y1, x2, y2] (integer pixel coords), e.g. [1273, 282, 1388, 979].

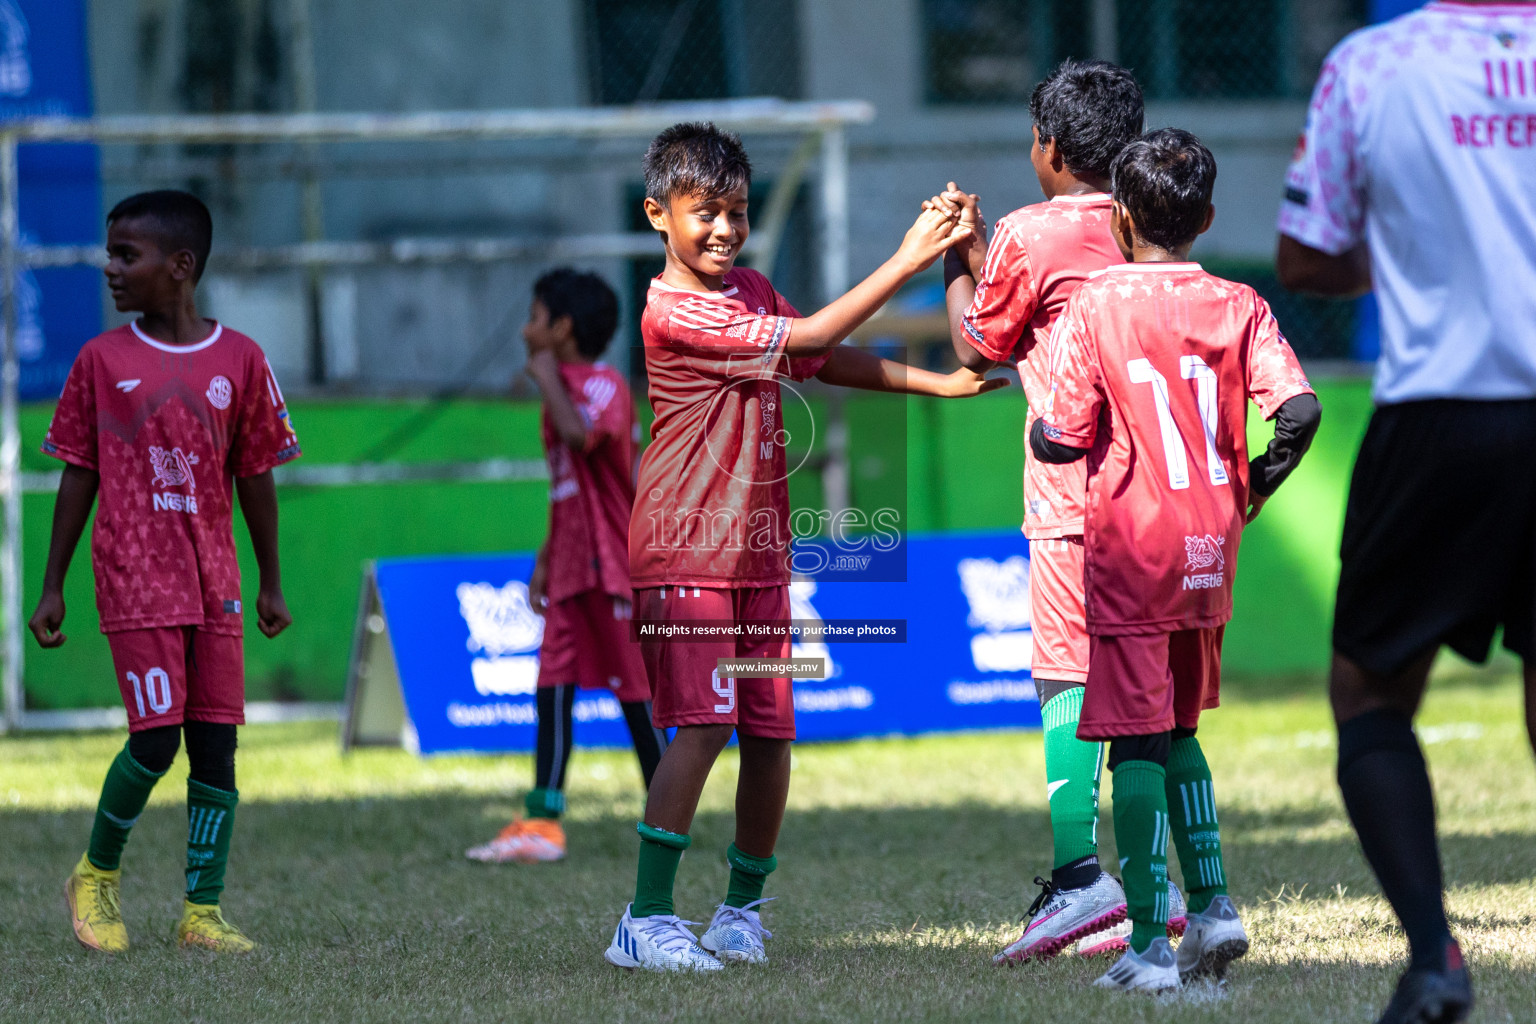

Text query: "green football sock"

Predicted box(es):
[185, 779, 239, 906]
[1112, 760, 1171, 954]
[87, 746, 166, 871]
[1042, 687, 1103, 870]
[724, 843, 776, 908]
[524, 787, 565, 820]
[1166, 735, 1227, 916]
[633, 822, 690, 918]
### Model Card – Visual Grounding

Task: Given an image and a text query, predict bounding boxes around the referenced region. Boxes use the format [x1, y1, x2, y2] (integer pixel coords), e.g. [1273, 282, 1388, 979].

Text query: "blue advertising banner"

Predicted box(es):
[0, 0, 100, 399]
[372, 532, 1042, 756]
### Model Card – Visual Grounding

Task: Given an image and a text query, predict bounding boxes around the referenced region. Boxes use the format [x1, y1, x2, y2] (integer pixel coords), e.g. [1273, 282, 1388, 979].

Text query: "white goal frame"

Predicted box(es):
[0, 98, 873, 733]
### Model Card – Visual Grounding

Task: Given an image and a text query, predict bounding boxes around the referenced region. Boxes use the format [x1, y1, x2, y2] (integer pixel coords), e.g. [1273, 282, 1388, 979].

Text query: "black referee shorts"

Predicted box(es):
[1333, 398, 1536, 678]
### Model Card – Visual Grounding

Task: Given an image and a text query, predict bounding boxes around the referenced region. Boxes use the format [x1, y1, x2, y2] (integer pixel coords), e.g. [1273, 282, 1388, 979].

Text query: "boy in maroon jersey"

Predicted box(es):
[1031, 130, 1321, 992]
[929, 59, 1170, 964]
[465, 268, 668, 865]
[30, 190, 299, 954]
[605, 122, 1004, 972]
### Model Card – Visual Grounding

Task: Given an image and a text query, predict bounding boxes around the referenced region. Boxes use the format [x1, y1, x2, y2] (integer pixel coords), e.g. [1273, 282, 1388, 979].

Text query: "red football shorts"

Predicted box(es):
[537, 589, 651, 702]
[1077, 625, 1225, 740]
[633, 585, 796, 739]
[106, 626, 245, 733]
[1029, 536, 1089, 684]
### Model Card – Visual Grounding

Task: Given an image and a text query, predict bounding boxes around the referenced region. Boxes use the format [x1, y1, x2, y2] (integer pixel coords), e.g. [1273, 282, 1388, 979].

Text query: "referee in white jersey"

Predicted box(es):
[1278, 3, 1536, 1023]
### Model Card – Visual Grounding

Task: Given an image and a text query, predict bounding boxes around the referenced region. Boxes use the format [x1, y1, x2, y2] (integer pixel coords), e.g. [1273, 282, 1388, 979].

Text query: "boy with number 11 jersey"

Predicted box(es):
[1033, 130, 1320, 992]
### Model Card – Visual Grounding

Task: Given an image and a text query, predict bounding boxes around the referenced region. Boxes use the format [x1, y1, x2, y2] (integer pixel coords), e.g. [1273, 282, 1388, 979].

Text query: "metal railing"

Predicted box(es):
[0, 98, 874, 733]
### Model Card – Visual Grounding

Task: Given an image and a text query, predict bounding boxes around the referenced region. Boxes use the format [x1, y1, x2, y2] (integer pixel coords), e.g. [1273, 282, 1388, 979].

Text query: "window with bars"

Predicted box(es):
[922, 0, 1369, 104]
[584, 0, 802, 105]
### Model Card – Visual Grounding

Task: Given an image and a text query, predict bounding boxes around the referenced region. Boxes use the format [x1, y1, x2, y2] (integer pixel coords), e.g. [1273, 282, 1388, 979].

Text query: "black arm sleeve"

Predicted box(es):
[1248, 392, 1322, 497]
[1029, 417, 1090, 464]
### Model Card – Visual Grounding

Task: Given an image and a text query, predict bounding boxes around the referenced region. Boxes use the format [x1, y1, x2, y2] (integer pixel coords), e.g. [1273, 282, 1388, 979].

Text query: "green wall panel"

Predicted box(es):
[13, 379, 1372, 708]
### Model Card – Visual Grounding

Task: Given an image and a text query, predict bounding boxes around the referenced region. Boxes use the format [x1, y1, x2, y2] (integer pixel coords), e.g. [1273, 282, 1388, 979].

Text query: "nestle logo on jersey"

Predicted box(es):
[1181, 534, 1225, 590]
[149, 446, 200, 514]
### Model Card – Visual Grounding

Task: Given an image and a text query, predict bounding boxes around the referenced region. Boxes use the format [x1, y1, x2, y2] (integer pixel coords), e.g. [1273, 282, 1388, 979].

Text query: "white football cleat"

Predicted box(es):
[1177, 895, 1249, 982]
[1093, 936, 1180, 992]
[700, 898, 773, 964]
[1067, 881, 1187, 957]
[1071, 919, 1130, 958]
[604, 904, 723, 973]
[994, 873, 1126, 963]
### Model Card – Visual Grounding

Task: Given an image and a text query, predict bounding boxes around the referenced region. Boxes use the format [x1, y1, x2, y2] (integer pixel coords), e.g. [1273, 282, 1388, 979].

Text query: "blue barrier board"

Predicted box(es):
[375, 531, 1041, 755]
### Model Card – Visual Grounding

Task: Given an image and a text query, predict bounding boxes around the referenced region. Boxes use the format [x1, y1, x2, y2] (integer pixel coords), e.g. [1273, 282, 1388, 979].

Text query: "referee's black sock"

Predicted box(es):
[1337, 709, 1452, 972]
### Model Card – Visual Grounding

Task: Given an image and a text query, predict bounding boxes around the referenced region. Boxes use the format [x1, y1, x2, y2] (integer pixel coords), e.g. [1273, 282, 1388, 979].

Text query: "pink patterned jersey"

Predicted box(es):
[1278, 1, 1536, 403]
[541, 361, 638, 604]
[630, 268, 828, 588]
[1040, 264, 1314, 634]
[42, 322, 301, 635]
[961, 193, 1122, 538]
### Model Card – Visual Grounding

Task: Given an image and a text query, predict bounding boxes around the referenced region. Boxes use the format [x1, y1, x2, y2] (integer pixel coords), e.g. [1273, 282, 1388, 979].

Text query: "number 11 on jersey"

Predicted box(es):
[1127, 355, 1229, 491]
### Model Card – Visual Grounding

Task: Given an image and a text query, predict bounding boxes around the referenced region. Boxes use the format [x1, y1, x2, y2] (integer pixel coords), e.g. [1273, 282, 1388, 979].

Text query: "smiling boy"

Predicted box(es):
[605, 122, 1003, 972]
[32, 190, 299, 954]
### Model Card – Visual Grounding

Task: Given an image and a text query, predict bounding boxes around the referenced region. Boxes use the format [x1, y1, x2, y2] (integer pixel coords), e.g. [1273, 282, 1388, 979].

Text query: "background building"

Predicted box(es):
[81, 0, 1367, 393]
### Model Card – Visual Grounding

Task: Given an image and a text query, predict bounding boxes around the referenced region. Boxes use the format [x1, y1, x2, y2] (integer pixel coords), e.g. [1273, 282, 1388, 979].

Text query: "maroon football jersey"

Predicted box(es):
[541, 361, 638, 603]
[962, 193, 1123, 539]
[629, 268, 828, 588]
[1040, 264, 1314, 634]
[42, 322, 301, 635]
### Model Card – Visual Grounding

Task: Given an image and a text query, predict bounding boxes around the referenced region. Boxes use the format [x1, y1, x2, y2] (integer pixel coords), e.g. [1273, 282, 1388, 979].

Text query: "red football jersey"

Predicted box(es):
[961, 194, 1122, 538]
[1040, 264, 1314, 634]
[629, 268, 828, 588]
[541, 361, 638, 603]
[42, 322, 301, 635]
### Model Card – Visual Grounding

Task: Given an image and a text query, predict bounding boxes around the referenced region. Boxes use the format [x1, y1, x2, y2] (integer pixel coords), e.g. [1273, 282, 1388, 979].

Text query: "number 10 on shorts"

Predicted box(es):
[128, 668, 173, 718]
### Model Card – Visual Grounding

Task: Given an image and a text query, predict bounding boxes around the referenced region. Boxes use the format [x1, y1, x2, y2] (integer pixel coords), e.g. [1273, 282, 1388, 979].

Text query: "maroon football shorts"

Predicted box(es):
[633, 585, 796, 739]
[1077, 625, 1225, 740]
[536, 589, 652, 702]
[106, 626, 245, 733]
[1029, 536, 1089, 685]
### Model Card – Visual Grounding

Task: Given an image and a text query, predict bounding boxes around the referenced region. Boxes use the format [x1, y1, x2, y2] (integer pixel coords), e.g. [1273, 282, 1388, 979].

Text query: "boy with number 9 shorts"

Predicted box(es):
[30, 190, 300, 955]
[1032, 131, 1321, 992]
[604, 122, 1003, 972]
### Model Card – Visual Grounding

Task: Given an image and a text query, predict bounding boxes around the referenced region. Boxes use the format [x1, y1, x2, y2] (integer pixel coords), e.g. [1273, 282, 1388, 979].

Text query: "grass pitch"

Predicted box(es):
[2, 666, 1532, 1024]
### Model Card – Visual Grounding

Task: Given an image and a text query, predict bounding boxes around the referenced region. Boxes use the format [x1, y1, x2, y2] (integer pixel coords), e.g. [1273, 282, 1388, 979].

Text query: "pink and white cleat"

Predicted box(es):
[994, 873, 1127, 963]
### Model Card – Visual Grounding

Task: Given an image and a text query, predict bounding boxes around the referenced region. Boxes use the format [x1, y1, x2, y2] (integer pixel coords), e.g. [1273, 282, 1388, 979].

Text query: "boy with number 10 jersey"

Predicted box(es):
[1033, 130, 1320, 992]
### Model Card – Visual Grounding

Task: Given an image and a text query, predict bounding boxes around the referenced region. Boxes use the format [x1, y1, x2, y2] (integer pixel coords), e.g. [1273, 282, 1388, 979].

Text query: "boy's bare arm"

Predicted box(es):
[28, 464, 100, 648]
[813, 345, 1007, 398]
[235, 470, 292, 638]
[929, 186, 1000, 373]
[783, 208, 970, 355]
[526, 349, 590, 452]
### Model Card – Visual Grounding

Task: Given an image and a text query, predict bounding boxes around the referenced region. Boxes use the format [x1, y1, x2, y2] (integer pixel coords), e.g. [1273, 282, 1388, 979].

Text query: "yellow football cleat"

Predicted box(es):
[65, 853, 129, 953]
[177, 902, 256, 953]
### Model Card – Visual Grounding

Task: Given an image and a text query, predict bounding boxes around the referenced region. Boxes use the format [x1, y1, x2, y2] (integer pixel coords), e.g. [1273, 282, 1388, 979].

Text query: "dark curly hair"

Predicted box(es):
[1029, 60, 1145, 180]
[1110, 128, 1217, 251]
[643, 122, 752, 204]
[533, 268, 620, 360]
